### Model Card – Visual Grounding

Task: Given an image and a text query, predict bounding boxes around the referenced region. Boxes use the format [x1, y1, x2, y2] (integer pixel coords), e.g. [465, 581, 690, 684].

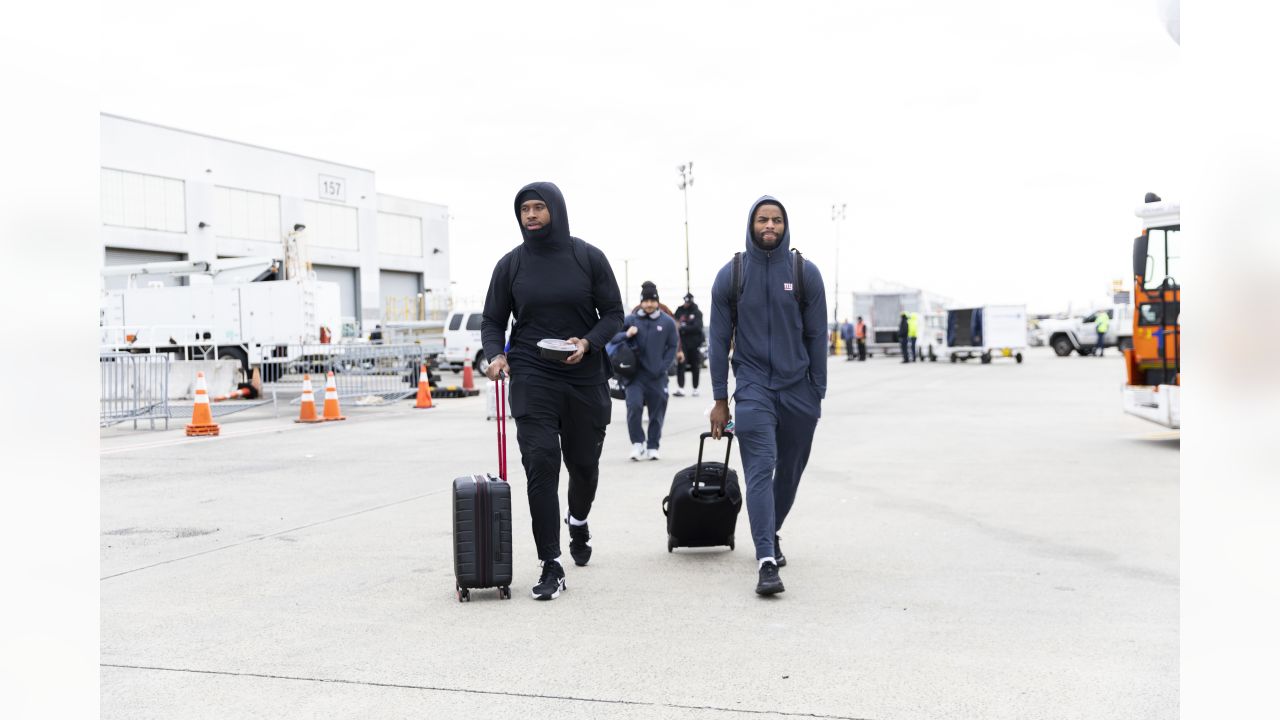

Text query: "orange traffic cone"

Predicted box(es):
[462, 347, 476, 391]
[414, 363, 434, 409]
[321, 370, 346, 421]
[186, 371, 221, 437]
[295, 374, 322, 423]
[214, 367, 263, 402]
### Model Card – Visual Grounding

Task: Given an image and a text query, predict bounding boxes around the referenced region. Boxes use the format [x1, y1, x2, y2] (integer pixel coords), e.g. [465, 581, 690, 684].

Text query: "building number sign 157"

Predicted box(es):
[319, 175, 346, 202]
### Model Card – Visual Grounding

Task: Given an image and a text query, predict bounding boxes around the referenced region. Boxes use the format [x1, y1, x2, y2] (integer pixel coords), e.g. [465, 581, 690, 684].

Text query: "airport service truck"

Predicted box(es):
[1040, 306, 1134, 357]
[852, 289, 948, 361]
[100, 255, 342, 377]
[1121, 193, 1180, 428]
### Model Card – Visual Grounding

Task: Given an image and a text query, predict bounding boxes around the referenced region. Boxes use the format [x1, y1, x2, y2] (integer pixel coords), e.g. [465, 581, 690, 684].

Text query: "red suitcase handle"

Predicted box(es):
[496, 372, 508, 482]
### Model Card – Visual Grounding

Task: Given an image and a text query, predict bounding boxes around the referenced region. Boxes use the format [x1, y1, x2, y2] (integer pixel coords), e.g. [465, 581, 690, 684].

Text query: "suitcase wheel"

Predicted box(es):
[499, 586, 511, 600]
[456, 586, 470, 603]
[729, 539, 735, 551]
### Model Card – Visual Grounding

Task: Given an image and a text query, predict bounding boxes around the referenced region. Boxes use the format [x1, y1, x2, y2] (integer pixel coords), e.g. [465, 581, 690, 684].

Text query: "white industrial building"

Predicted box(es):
[100, 113, 450, 336]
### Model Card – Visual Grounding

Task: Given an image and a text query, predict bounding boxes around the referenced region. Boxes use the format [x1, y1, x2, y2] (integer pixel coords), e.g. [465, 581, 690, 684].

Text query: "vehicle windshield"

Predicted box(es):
[1144, 226, 1181, 291]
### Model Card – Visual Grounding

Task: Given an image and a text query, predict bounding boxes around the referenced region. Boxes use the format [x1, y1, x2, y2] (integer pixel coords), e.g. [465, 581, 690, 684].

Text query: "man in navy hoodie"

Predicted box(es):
[481, 181, 624, 601]
[612, 283, 678, 461]
[707, 196, 827, 596]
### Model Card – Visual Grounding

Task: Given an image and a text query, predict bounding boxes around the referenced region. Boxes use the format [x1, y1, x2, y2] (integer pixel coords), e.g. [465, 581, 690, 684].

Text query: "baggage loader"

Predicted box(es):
[453, 373, 513, 601]
[663, 432, 741, 552]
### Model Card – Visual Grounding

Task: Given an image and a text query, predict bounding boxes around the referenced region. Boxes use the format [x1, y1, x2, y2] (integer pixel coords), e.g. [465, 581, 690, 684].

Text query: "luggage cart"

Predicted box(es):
[945, 305, 1028, 364]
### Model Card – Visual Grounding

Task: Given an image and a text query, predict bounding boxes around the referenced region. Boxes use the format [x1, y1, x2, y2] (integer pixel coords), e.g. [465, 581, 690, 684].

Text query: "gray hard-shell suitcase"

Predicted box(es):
[452, 374, 513, 601]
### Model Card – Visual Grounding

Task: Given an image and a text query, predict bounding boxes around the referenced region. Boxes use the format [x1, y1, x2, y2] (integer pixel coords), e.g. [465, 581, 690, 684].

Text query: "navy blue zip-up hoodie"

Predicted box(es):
[481, 181, 624, 385]
[611, 311, 678, 381]
[708, 196, 828, 401]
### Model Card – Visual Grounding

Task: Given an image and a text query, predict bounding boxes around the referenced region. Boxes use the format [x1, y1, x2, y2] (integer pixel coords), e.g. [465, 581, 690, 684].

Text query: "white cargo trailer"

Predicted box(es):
[944, 304, 1028, 364]
[851, 289, 948, 360]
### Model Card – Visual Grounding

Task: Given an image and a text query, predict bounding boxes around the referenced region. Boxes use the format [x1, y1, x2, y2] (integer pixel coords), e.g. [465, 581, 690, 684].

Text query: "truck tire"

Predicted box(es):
[949, 353, 957, 363]
[980, 351, 992, 364]
[217, 347, 249, 379]
[1050, 336, 1074, 357]
[1015, 352, 1023, 363]
[473, 350, 489, 374]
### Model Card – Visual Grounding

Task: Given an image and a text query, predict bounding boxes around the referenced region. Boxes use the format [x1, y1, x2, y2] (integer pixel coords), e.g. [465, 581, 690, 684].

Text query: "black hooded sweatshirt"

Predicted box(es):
[481, 181, 624, 385]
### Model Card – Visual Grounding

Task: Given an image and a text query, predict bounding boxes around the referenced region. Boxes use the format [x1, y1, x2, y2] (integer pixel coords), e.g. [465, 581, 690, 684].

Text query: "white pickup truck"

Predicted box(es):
[1040, 307, 1133, 357]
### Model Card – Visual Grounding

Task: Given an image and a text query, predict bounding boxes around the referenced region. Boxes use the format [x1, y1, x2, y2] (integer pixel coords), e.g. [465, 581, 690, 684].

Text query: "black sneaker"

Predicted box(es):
[774, 535, 786, 567]
[568, 521, 592, 567]
[532, 560, 566, 600]
[756, 561, 785, 596]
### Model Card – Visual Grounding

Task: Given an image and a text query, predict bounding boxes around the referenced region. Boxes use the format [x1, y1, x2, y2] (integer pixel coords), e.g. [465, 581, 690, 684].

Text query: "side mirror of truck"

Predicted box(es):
[1133, 234, 1149, 284]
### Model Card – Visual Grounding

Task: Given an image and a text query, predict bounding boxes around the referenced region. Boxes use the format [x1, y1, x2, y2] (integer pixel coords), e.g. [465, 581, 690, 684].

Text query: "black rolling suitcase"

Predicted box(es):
[452, 374, 513, 601]
[663, 432, 742, 552]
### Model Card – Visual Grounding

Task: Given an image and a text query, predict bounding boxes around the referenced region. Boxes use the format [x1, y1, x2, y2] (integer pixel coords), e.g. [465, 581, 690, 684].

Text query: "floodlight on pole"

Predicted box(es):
[677, 162, 694, 295]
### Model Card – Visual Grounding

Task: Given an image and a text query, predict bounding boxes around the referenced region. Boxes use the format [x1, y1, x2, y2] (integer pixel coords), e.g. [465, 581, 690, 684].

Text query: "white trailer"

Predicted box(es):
[945, 304, 1028, 364]
[852, 289, 949, 361]
[100, 256, 343, 374]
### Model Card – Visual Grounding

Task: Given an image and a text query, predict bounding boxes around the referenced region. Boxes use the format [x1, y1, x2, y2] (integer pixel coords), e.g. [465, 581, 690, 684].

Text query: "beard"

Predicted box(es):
[752, 228, 782, 249]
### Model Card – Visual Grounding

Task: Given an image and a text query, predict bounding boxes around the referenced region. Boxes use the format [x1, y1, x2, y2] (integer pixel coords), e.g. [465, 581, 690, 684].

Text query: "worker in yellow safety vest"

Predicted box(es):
[906, 312, 920, 362]
[1092, 310, 1110, 357]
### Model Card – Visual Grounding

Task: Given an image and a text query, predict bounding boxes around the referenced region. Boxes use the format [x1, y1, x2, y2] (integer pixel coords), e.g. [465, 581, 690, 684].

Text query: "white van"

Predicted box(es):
[442, 308, 512, 373]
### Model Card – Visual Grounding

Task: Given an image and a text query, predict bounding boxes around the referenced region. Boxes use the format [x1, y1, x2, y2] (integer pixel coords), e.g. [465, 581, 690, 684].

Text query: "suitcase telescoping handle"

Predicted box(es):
[695, 431, 734, 497]
[496, 371, 508, 482]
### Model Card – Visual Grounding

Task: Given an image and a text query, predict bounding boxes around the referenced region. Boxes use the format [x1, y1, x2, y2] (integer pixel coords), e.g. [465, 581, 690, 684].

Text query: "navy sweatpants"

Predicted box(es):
[625, 375, 668, 449]
[732, 382, 821, 560]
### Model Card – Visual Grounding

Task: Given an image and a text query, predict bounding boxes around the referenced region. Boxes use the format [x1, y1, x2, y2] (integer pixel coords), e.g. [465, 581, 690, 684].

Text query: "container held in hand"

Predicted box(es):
[537, 339, 579, 362]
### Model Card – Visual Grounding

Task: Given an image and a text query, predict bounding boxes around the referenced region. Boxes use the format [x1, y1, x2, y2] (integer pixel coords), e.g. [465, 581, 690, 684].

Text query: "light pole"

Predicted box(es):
[832, 203, 846, 328]
[624, 258, 630, 298]
[678, 162, 694, 295]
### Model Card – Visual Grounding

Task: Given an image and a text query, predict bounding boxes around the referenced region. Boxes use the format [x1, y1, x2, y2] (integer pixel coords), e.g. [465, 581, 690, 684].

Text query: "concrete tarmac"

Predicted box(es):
[101, 348, 1178, 719]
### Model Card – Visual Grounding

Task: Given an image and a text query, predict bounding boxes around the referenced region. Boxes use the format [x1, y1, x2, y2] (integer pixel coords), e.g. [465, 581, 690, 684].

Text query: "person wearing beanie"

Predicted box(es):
[629, 279, 684, 380]
[708, 196, 827, 596]
[611, 283, 678, 461]
[673, 292, 705, 396]
[481, 181, 624, 600]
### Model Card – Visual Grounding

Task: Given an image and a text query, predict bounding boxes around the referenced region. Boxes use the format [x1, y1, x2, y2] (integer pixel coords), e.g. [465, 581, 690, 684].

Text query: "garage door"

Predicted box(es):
[312, 264, 359, 321]
[103, 247, 186, 290]
[379, 270, 422, 321]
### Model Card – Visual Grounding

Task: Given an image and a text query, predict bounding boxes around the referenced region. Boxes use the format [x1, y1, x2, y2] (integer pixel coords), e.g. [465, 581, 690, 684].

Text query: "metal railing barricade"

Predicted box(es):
[260, 343, 439, 407]
[100, 352, 172, 429]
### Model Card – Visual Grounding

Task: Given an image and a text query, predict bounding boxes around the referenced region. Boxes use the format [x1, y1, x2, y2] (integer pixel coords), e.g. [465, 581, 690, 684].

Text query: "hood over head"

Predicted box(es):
[514, 181, 571, 249]
[744, 195, 790, 259]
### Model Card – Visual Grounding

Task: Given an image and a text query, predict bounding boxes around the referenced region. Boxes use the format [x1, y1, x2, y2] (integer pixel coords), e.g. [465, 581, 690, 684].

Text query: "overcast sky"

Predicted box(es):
[102, 0, 1179, 315]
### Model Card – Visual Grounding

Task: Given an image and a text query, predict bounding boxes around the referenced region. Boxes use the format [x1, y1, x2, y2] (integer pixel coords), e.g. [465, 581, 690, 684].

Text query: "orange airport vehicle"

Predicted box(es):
[1122, 192, 1180, 428]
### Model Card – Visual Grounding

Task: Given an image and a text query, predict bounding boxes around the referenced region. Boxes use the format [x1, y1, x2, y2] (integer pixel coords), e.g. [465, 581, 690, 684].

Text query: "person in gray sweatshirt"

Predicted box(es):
[707, 196, 827, 596]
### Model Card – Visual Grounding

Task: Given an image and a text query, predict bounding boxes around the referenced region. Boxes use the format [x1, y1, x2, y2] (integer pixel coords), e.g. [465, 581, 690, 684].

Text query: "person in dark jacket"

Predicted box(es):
[630, 280, 683, 370]
[839, 318, 854, 361]
[898, 312, 911, 363]
[481, 181, 624, 601]
[673, 293, 705, 396]
[612, 284, 678, 461]
[708, 196, 827, 596]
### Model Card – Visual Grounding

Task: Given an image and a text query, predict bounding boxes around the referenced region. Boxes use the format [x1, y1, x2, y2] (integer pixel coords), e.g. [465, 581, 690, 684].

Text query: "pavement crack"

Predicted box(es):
[100, 663, 877, 719]
[100, 489, 450, 582]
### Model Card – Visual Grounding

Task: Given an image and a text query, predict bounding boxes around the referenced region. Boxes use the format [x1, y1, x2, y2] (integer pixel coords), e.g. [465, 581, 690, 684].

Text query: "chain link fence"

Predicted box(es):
[100, 352, 171, 429]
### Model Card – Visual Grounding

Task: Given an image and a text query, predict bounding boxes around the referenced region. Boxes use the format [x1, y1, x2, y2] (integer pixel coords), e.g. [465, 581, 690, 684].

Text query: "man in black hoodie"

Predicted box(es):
[673, 293, 705, 396]
[481, 181, 624, 601]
